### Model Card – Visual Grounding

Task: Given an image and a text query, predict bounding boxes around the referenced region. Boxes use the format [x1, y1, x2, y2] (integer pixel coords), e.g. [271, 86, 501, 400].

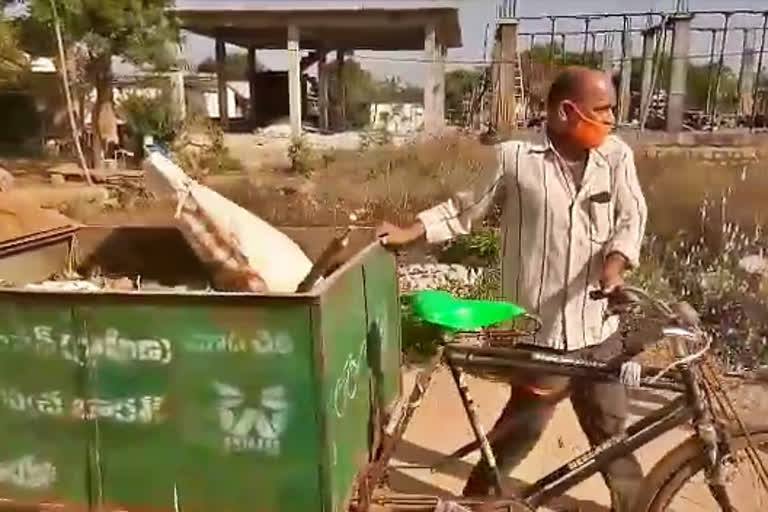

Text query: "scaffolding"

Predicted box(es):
[491, 4, 768, 132]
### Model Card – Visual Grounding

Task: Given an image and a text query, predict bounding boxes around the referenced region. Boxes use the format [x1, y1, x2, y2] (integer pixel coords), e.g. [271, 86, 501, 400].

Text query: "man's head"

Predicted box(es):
[546, 66, 617, 150]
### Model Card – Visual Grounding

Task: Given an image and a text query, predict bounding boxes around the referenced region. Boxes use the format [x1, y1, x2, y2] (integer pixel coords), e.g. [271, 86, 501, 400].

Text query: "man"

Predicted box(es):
[377, 67, 648, 511]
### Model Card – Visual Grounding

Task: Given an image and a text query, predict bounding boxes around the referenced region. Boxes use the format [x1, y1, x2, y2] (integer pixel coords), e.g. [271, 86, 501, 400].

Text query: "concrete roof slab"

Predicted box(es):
[175, 0, 460, 12]
[174, 0, 462, 50]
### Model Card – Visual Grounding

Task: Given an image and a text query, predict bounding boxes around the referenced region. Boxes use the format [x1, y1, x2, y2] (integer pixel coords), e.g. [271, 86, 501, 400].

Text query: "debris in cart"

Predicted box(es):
[142, 141, 313, 293]
[7, 273, 212, 293]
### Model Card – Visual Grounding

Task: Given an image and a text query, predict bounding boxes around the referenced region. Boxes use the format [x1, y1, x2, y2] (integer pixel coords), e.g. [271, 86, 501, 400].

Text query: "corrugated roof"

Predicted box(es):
[174, 0, 460, 12]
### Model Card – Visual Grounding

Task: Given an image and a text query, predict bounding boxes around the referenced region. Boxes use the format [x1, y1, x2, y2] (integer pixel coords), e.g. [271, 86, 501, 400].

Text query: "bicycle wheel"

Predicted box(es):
[634, 424, 768, 512]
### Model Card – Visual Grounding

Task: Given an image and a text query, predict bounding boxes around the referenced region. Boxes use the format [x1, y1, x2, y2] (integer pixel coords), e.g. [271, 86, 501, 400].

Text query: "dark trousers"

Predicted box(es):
[462, 335, 643, 512]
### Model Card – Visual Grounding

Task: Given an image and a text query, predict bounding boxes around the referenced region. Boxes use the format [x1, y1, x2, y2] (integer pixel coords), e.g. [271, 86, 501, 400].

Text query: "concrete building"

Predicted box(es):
[369, 102, 424, 134]
[173, 0, 462, 137]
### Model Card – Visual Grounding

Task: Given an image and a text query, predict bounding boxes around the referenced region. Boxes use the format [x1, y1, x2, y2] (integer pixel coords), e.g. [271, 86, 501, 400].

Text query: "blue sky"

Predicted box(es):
[182, 0, 768, 84]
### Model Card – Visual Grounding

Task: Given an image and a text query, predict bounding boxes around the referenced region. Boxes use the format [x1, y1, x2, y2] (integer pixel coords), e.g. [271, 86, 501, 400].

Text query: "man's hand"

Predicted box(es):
[376, 221, 426, 248]
[600, 252, 628, 294]
[599, 252, 634, 315]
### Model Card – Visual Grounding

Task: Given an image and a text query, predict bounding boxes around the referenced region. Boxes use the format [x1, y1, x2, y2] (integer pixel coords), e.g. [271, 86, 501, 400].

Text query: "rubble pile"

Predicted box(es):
[0, 192, 76, 241]
[398, 263, 484, 292]
[4, 272, 209, 293]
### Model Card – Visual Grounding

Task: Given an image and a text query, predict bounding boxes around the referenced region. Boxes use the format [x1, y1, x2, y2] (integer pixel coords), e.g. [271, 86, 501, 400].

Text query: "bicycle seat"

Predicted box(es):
[407, 290, 527, 331]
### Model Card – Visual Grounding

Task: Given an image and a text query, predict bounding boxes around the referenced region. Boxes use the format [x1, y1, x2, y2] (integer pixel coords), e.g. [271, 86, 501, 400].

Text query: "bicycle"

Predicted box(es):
[354, 287, 768, 512]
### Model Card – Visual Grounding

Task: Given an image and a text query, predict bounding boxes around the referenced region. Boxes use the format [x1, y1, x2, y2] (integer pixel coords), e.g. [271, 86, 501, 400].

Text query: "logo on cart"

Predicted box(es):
[214, 381, 289, 456]
[333, 339, 368, 418]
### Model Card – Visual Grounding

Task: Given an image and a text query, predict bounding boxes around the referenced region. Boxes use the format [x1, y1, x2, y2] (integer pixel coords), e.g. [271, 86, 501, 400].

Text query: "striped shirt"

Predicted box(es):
[417, 135, 648, 351]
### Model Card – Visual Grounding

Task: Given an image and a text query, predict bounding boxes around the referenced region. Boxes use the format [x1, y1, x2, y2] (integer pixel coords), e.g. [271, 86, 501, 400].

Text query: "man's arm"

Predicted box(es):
[377, 143, 511, 247]
[601, 145, 648, 292]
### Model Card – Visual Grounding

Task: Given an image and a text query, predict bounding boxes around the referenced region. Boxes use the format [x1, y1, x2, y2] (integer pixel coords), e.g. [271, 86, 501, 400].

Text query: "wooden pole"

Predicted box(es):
[50, 0, 92, 185]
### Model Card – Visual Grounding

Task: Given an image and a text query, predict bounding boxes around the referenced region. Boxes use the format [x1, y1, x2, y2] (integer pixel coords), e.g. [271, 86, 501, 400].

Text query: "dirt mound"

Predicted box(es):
[0, 191, 77, 242]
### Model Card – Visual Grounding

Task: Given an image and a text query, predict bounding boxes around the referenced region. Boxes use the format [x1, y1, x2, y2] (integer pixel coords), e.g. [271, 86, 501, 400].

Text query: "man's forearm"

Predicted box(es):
[406, 220, 426, 241]
[377, 220, 427, 247]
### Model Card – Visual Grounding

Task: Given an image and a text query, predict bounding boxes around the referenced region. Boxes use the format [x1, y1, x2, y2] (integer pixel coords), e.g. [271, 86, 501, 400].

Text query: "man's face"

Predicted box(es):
[562, 72, 617, 128]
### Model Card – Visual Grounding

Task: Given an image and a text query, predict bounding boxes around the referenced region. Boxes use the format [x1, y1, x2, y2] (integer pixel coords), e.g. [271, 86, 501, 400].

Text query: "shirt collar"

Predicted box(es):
[528, 131, 554, 153]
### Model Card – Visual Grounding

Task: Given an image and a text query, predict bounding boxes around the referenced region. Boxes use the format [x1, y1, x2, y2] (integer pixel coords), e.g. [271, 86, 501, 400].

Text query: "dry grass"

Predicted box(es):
[211, 135, 767, 242]
[211, 134, 497, 226]
[638, 155, 768, 244]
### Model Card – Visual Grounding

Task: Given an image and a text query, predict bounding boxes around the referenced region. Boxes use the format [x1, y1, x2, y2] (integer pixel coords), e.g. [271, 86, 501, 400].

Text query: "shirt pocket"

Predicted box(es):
[587, 191, 614, 244]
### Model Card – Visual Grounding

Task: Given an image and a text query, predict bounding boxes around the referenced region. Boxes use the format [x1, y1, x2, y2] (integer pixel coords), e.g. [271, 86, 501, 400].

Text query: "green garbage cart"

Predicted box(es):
[0, 224, 402, 512]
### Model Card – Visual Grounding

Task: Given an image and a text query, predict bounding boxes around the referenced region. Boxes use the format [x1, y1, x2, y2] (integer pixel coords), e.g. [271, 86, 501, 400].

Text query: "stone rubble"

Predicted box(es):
[398, 263, 484, 292]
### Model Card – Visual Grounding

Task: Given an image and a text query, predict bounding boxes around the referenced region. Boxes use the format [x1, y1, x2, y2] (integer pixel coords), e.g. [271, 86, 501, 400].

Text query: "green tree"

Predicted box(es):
[522, 44, 740, 116]
[628, 55, 739, 112]
[0, 4, 27, 86]
[197, 52, 265, 79]
[15, 0, 179, 167]
[318, 60, 423, 128]
[444, 68, 483, 124]
[372, 76, 422, 103]
[686, 63, 738, 112]
[118, 86, 180, 146]
[326, 58, 377, 128]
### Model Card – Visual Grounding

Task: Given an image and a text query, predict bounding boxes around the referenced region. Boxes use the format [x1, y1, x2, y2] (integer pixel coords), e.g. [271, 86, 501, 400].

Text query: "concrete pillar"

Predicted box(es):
[215, 37, 229, 130]
[489, 38, 501, 134]
[739, 29, 756, 117]
[166, 42, 186, 123]
[424, 21, 445, 134]
[495, 21, 518, 132]
[618, 21, 633, 123]
[169, 71, 186, 123]
[336, 49, 346, 130]
[287, 24, 302, 138]
[317, 51, 329, 132]
[601, 34, 614, 73]
[639, 28, 657, 123]
[666, 14, 693, 133]
[436, 44, 446, 124]
[247, 46, 258, 129]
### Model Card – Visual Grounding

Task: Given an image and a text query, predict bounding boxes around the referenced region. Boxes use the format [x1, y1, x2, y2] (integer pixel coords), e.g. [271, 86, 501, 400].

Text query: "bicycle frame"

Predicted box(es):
[443, 342, 706, 509]
[357, 339, 715, 512]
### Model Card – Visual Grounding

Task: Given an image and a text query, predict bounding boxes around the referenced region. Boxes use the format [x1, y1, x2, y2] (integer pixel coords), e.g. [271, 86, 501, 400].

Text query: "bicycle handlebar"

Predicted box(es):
[590, 286, 709, 367]
[590, 286, 678, 319]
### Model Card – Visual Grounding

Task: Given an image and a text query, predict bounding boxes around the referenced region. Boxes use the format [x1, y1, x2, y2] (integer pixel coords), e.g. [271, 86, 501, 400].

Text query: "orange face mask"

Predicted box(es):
[566, 104, 613, 149]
